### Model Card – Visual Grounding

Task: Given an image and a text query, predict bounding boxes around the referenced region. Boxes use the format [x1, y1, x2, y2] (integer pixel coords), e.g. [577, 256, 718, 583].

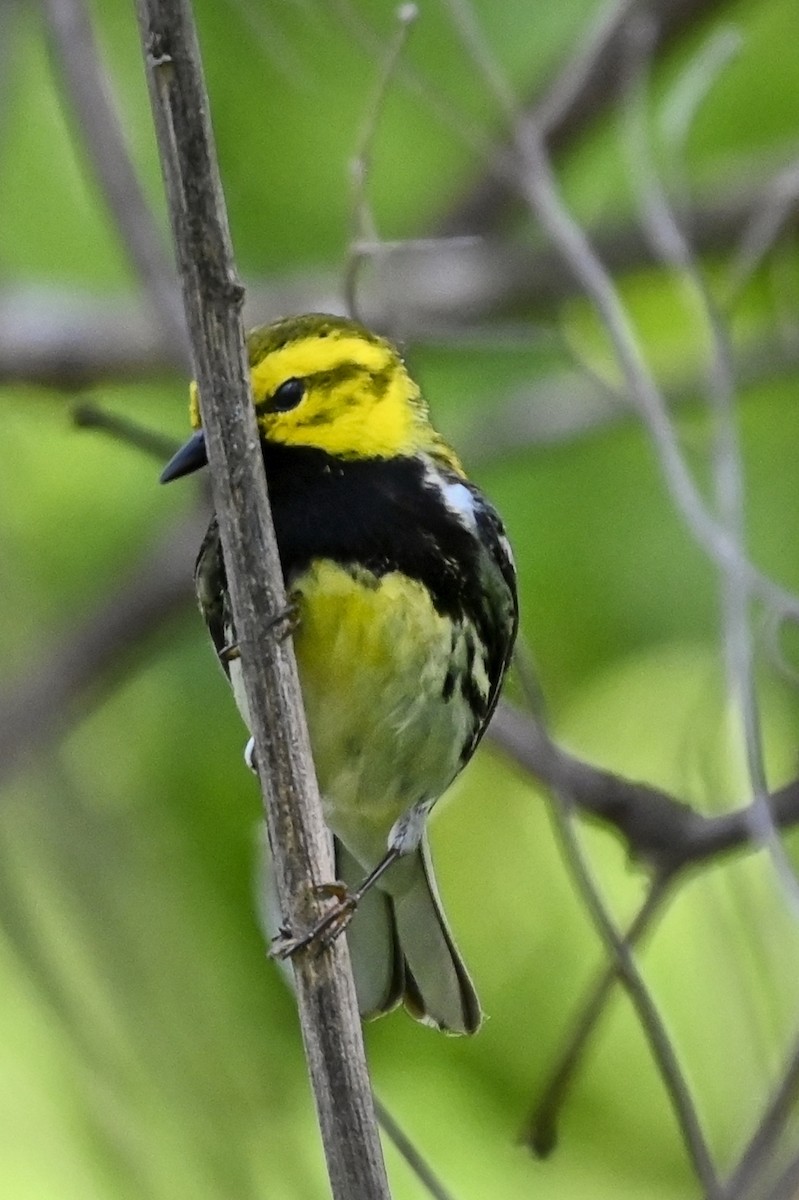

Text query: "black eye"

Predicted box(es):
[270, 377, 305, 412]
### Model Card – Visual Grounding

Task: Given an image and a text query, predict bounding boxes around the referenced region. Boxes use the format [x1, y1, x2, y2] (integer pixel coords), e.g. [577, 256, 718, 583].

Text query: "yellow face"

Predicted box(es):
[189, 314, 439, 462]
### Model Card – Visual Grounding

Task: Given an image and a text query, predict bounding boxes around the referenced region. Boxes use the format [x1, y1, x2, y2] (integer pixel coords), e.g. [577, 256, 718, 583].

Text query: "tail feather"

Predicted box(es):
[392, 838, 481, 1034]
[340, 835, 481, 1035]
[335, 841, 404, 1018]
[260, 827, 480, 1035]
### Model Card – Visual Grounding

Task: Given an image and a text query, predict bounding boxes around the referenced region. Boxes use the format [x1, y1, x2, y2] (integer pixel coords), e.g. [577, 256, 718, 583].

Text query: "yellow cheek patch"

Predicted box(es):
[264, 372, 415, 459]
[189, 381, 201, 429]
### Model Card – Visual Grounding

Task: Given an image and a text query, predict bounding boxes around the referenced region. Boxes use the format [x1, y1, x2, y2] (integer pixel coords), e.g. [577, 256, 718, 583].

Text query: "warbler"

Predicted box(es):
[161, 314, 517, 1034]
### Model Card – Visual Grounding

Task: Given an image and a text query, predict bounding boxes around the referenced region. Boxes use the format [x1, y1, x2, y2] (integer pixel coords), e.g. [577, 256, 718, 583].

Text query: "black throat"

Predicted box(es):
[262, 441, 480, 626]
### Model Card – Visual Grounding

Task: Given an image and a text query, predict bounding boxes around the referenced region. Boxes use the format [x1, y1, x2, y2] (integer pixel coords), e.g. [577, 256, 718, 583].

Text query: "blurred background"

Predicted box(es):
[2, 0, 799, 1196]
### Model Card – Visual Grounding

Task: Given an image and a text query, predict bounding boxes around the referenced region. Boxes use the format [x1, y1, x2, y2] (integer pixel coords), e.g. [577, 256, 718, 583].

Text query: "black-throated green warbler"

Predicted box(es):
[161, 314, 518, 1034]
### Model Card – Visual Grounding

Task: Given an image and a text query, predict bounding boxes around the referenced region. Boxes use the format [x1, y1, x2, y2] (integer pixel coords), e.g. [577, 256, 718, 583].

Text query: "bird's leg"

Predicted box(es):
[239, 595, 303, 773]
[270, 846, 402, 960]
[267, 594, 301, 642]
[222, 594, 301, 670]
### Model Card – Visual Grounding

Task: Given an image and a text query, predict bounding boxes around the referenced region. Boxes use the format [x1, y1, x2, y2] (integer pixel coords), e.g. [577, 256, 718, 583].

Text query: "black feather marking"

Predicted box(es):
[194, 443, 518, 760]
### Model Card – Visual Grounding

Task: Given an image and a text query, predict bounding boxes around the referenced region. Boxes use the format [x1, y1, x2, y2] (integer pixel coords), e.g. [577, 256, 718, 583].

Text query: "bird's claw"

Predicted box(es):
[220, 596, 299, 671]
[219, 640, 241, 663]
[266, 596, 301, 642]
[269, 882, 359, 959]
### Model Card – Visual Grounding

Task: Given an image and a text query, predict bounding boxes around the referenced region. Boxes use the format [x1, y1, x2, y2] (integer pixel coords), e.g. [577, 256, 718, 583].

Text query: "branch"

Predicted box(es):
[43, 0, 189, 362]
[134, 3, 390, 1197]
[488, 703, 799, 875]
[3, 171, 796, 387]
[524, 879, 671, 1155]
[436, 0, 731, 235]
[543, 780, 722, 1196]
[724, 1035, 799, 1199]
[344, 4, 417, 320]
[436, 8, 799, 626]
[622, 18, 799, 906]
[0, 508, 203, 788]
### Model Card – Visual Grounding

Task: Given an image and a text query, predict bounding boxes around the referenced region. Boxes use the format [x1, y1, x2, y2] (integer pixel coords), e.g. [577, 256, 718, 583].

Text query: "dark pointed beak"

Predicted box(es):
[160, 429, 208, 483]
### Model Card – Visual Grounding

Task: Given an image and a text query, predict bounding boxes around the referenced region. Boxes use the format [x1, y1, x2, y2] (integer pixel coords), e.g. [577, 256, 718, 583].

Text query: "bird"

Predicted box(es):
[160, 313, 518, 1034]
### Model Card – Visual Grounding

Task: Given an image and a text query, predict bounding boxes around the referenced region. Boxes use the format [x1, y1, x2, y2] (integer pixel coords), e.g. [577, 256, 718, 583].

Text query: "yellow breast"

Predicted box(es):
[291, 559, 481, 871]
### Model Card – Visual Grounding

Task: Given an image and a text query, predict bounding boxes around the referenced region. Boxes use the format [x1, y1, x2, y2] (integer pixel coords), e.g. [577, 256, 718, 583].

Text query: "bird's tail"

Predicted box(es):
[336, 837, 481, 1035]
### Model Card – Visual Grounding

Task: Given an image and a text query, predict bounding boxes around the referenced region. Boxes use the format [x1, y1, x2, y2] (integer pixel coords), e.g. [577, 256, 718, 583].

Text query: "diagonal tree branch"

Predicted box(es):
[43, 0, 189, 362]
[133, 2, 390, 1197]
[723, 1034, 799, 1200]
[524, 878, 671, 1156]
[0, 508, 203, 787]
[436, 0, 732, 235]
[489, 703, 799, 876]
[4, 164, 798, 389]
[542, 779, 722, 1195]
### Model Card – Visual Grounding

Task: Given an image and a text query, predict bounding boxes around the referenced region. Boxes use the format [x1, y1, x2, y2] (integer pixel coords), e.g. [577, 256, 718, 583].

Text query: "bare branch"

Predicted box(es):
[550, 794, 722, 1194]
[725, 157, 799, 305]
[72, 401, 182, 460]
[372, 1098, 458, 1200]
[488, 703, 799, 874]
[439, 2, 799, 627]
[0, 509, 204, 788]
[622, 19, 799, 910]
[505, 658, 723, 1193]
[724, 1035, 799, 1200]
[43, 0, 189, 362]
[134, 2, 390, 1196]
[436, 0, 731, 235]
[524, 879, 671, 1156]
[344, 3, 418, 320]
[332, 0, 504, 171]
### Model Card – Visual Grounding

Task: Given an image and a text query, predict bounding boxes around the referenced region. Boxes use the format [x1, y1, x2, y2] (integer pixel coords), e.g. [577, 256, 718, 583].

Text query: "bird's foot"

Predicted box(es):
[219, 640, 241, 664]
[269, 881, 357, 959]
[266, 595, 301, 642]
[220, 595, 299, 669]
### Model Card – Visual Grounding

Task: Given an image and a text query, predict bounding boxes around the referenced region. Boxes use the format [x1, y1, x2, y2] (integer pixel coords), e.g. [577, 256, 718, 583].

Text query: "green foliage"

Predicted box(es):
[2, 1, 799, 1196]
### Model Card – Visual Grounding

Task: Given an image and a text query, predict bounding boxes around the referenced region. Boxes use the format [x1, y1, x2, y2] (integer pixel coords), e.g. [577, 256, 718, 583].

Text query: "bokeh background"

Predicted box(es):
[2, 0, 799, 1196]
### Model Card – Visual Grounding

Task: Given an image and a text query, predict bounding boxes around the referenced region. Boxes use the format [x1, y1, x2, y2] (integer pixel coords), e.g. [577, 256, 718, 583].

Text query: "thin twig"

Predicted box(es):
[435, 0, 730, 235]
[488, 702, 799, 874]
[134, 3, 390, 1196]
[514, 129, 799, 623]
[373, 1097, 458, 1200]
[333, 0, 506, 178]
[524, 877, 672, 1156]
[724, 157, 799, 306]
[72, 401, 182, 461]
[0, 508, 205, 788]
[344, 3, 417, 320]
[503, 681, 723, 1190]
[622, 18, 799, 912]
[658, 23, 742, 195]
[442, 0, 799, 629]
[507, 636, 721, 1191]
[43, 0, 189, 363]
[549, 794, 722, 1196]
[723, 1034, 799, 1200]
